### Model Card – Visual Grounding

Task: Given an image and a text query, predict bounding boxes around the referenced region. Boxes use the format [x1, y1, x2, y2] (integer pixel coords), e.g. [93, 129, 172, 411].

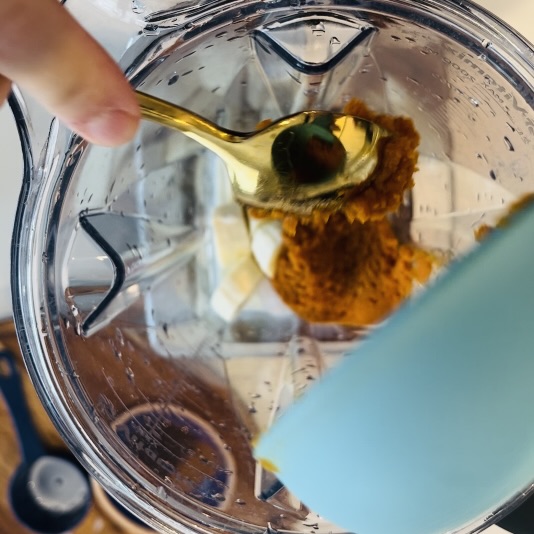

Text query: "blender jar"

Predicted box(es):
[9, 0, 534, 533]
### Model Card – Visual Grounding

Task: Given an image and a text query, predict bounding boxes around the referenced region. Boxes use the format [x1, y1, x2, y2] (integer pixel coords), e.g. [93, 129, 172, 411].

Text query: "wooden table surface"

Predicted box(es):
[0, 321, 125, 534]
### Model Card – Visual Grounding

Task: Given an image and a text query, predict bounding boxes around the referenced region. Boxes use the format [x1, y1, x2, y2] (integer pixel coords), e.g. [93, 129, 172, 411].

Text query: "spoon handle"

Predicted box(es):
[136, 91, 244, 147]
[0, 350, 46, 464]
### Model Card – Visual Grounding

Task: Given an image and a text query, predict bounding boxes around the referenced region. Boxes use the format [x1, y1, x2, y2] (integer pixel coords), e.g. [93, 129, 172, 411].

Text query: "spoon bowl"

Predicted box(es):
[136, 91, 388, 213]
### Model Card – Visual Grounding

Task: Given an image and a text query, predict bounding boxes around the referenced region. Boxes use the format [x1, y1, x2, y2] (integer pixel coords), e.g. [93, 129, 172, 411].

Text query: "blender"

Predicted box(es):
[8, 0, 534, 532]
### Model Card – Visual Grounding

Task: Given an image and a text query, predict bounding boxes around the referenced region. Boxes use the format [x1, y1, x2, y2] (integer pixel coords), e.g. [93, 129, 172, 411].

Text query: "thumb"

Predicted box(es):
[0, 0, 140, 146]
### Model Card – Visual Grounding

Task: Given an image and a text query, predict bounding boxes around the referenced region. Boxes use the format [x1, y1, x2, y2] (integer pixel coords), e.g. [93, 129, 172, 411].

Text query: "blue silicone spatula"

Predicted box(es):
[254, 202, 534, 534]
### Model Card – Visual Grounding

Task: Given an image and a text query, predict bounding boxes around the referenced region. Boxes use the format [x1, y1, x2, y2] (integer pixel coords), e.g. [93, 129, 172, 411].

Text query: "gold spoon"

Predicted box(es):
[136, 91, 388, 213]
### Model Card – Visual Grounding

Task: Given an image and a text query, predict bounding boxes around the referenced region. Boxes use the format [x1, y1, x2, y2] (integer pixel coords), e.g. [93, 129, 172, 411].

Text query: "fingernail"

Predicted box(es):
[81, 108, 140, 146]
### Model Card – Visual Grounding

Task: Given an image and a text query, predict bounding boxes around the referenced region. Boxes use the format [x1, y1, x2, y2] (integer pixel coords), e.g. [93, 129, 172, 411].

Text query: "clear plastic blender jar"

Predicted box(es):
[9, 1, 534, 533]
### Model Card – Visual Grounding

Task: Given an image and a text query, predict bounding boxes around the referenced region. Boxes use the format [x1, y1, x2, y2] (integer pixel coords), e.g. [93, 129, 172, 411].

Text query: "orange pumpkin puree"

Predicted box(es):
[250, 99, 435, 326]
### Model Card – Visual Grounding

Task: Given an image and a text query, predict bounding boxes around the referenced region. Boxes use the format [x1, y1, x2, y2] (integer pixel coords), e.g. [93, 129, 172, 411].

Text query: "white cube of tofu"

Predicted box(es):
[212, 203, 251, 272]
[210, 256, 263, 322]
[251, 219, 283, 279]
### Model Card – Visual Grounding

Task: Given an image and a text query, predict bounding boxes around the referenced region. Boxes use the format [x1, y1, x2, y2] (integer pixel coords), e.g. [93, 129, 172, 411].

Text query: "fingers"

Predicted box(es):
[0, 75, 10, 105]
[0, 0, 140, 146]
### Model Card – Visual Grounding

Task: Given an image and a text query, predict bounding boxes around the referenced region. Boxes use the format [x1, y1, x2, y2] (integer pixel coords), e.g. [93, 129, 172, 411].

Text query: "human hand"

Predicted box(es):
[0, 0, 140, 146]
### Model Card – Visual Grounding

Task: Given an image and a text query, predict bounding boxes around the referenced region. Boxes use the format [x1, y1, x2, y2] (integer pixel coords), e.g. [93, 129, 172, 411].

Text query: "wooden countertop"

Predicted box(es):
[0, 321, 124, 534]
